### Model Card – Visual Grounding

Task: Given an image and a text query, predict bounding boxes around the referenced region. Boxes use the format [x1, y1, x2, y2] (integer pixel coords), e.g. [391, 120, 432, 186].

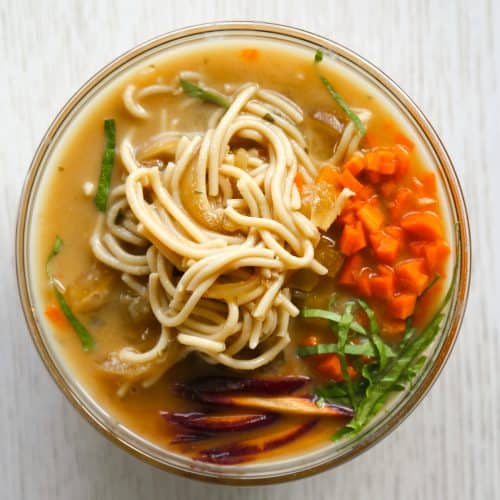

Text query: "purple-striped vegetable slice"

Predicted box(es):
[197, 418, 319, 464]
[161, 411, 278, 432]
[173, 375, 310, 399]
[194, 393, 354, 418]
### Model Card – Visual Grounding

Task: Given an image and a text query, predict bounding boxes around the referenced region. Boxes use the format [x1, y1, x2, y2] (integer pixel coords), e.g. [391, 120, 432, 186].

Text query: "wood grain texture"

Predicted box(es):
[1, 0, 498, 498]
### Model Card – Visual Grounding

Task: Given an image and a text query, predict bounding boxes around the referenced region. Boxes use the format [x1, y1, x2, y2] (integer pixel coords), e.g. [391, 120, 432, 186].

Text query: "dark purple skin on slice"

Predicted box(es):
[197, 418, 319, 465]
[173, 375, 310, 399]
[161, 411, 279, 432]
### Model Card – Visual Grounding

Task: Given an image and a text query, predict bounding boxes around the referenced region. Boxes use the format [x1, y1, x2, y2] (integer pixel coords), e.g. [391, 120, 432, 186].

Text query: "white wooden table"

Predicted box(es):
[2, 1, 498, 498]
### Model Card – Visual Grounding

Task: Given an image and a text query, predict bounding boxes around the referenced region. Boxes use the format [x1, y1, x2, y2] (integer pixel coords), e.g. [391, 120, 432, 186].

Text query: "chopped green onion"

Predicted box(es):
[46, 237, 95, 351]
[314, 49, 323, 63]
[45, 235, 63, 276]
[52, 287, 95, 351]
[319, 75, 366, 136]
[94, 119, 116, 212]
[336, 303, 356, 408]
[357, 300, 389, 369]
[297, 341, 388, 358]
[420, 273, 441, 298]
[180, 79, 230, 108]
[301, 308, 367, 335]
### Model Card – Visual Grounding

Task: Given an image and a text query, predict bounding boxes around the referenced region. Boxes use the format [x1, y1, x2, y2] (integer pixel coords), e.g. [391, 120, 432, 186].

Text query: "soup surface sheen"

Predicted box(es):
[34, 38, 451, 465]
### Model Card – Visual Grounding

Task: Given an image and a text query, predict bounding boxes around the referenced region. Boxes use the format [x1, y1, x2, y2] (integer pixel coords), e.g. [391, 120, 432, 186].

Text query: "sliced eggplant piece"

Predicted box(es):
[196, 393, 354, 418]
[173, 375, 310, 398]
[197, 418, 319, 464]
[161, 411, 278, 432]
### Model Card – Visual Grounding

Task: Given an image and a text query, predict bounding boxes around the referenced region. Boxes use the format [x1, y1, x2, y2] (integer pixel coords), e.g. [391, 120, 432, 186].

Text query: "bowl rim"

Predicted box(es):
[16, 20, 471, 485]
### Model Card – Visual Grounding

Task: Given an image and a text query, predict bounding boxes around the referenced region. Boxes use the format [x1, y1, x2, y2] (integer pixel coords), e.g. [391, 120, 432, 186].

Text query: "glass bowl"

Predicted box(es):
[16, 22, 471, 484]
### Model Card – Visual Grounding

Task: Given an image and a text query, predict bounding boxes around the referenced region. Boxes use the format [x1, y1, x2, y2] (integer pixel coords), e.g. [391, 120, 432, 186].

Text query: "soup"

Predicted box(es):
[35, 38, 452, 465]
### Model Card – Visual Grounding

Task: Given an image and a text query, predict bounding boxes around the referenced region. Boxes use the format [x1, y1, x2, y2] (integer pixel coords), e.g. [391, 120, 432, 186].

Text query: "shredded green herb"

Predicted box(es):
[180, 79, 230, 108]
[301, 308, 367, 335]
[338, 309, 446, 437]
[299, 254, 458, 441]
[357, 300, 389, 370]
[319, 76, 366, 136]
[336, 303, 356, 408]
[420, 273, 441, 298]
[94, 119, 116, 212]
[335, 261, 457, 440]
[46, 237, 95, 351]
[314, 49, 323, 63]
[297, 341, 390, 358]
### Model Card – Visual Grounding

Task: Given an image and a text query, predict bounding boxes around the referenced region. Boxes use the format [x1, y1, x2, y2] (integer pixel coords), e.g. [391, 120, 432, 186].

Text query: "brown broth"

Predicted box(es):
[33, 38, 448, 464]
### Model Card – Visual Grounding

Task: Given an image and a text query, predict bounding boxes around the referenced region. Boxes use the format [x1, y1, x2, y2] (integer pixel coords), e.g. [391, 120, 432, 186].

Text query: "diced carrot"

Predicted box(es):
[371, 232, 400, 263]
[316, 354, 357, 382]
[337, 209, 357, 226]
[300, 336, 324, 363]
[384, 225, 404, 242]
[45, 305, 68, 327]
[344, 155, 365, 176]
[339, 168, 366, 196]
[411, 176, 425, 194]
[394, 146, 410, 177]
[389, 187, 417, 220]
[380, 317, 407, 341]
[388, 293, 417, 319]
[357, 267, 373, 297]
[339, 221, 367, 256]
[366, 170, 382, 184]
[394, 132, 415, 152]
[378, 150, 399, 175]
[302, 335, 319, 347]
[344, 197, 364, 213]
[420, 171, 437, 195]
[408, 240, 426, 257]
[401, 211, 443, 240]
[240, 48, 259, 61]
[369, 266, 395, 301]
[361, 184, 377, 199]
[423, 240, 451, 273]
[294, 171, 304, 192]
[357, 199, 384, 232]
[380, 180, 398, 198]
[395, 258, 429, 295]
[338, 254, 364, 286]
[316, 166, 340, 187]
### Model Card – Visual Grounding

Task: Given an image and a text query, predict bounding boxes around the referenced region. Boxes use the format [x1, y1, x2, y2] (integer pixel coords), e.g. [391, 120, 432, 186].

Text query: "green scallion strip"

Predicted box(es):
[336, 303, 356, 408]
[357, 300, 388, 369]
[420, 273, 441, 298]
[94, 119, 116, 212]
[297, 342, 381, 358]
[46, 237, 95, 351]
[301, 308, 367, 335]
[180, 79, 230, 108]
[319, 76, 366, 136]
[314, 49, 323, 63]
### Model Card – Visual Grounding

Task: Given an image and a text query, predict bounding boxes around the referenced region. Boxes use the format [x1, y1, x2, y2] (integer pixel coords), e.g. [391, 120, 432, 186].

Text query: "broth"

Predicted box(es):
[34, 38, 450, 464]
